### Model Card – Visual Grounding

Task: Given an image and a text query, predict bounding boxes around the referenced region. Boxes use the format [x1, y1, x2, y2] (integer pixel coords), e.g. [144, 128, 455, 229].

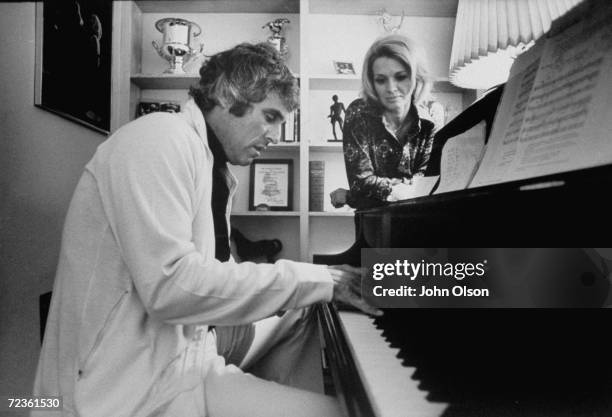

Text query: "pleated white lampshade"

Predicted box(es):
[449, 0, 582, 89]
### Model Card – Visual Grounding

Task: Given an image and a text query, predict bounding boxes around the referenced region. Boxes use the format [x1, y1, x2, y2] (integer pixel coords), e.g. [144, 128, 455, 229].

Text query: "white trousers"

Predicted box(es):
[205, 307, 342, 417]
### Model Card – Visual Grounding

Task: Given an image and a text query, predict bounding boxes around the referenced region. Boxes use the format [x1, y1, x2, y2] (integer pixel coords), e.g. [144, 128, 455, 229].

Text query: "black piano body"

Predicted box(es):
[314, 85, 612, 416]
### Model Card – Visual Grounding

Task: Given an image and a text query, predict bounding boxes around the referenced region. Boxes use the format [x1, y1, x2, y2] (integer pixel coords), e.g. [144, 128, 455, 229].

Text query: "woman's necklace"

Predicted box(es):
[383, 112, 404, 137]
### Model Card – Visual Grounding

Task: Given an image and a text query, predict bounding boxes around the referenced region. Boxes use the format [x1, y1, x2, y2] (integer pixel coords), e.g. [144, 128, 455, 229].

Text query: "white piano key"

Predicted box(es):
[338, 311, 448, 417]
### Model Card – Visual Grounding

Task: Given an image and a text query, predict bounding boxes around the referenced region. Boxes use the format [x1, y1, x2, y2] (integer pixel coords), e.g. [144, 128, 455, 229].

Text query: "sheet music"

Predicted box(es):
[434, 122, 486, 194]
[468, 42, 543, 187]
[404, 175, 439, 200]
[469, 8, 612, 187]
[387, 175, 439, 202]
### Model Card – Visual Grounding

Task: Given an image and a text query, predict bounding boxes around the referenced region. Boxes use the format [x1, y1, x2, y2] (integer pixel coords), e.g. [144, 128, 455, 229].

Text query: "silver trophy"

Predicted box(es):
[378, 9, 405, 33]
[262, 18, 290, 59]
[152, 18, 204, 74]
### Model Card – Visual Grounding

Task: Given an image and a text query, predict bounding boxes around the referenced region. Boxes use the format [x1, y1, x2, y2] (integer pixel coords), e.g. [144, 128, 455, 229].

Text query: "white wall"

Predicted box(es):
[0, 3, 106, 411]
[305, 14, 455, 78]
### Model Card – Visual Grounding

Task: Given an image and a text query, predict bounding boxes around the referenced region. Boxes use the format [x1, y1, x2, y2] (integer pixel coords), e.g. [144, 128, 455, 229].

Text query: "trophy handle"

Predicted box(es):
[152, 41, 166, 59]
[190, 22, 202, 38]
[183, 43, 206, 70]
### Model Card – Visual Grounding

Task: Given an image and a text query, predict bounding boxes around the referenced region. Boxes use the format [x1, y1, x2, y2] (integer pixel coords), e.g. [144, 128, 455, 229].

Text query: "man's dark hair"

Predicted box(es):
[189, 42, 299, 117]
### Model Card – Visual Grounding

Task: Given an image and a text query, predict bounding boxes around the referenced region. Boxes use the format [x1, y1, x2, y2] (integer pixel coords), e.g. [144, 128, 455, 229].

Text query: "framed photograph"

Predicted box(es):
[333, 61, 356, 75]
[249, 159, 293, 211]
[34, 0, 113, 134]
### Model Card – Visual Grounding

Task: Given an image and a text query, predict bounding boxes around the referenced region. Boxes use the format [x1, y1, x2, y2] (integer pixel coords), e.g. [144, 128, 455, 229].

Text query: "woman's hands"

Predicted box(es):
[332, 176, 428, 206]
[330, 188, 349, 208]
[327, 264, 383, 316]
[387, 182, 413, 201]
[387, 176, 425, 202]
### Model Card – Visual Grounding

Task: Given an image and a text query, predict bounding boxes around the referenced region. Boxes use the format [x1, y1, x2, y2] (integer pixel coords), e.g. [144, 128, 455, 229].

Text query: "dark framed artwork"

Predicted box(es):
[35, 0, 113, 133]
[249, 159, 294, 211]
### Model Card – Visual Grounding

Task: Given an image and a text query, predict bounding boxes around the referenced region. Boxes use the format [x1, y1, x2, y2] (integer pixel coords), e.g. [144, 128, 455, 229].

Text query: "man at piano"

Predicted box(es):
[32, 42, 381, 417]
[330, 34, 436, 209]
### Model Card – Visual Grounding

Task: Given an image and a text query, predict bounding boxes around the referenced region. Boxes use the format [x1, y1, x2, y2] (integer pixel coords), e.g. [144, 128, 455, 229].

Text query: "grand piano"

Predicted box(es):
[314, 85, 612, 416]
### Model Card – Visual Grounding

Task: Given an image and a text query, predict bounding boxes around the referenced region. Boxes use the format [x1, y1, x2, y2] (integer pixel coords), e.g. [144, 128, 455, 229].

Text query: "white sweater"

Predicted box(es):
[33, 100, 333, 417]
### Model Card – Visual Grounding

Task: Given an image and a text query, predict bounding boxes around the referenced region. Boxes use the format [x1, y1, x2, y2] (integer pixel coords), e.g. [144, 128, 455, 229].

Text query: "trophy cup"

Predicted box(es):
[377, 9, 405, 33]
[262, 18, 290, 59]
[152, 18, 204, 74]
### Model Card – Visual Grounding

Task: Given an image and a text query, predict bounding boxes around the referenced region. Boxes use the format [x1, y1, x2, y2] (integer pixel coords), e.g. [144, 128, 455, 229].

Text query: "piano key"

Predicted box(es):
[338, 311, 448, 417]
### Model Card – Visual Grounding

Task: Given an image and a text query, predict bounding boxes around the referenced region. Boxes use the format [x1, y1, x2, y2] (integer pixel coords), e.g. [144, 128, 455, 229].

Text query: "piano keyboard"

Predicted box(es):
[320, 306, 612, 417]
[337, 311, 448, 417]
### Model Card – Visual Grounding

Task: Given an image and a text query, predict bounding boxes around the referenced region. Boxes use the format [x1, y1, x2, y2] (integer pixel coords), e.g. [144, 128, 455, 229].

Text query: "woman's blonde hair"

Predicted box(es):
[361, 34, 432, 107]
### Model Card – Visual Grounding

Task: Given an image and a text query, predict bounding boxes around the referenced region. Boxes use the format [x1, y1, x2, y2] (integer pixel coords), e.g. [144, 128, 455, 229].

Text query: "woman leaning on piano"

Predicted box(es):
[330, 34, 437, 210]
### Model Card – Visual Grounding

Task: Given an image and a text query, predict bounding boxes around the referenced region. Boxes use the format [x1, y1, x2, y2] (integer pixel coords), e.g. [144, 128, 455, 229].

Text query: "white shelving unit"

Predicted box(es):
[300, 0, 473, 261]
[110, 0, 471, 262]
[111, 0, 304, 261]
[231, 211, 300, 217]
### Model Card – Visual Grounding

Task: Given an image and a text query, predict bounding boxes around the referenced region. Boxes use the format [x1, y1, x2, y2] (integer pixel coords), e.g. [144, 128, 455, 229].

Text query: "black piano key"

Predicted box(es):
[372, 309, 612, 413]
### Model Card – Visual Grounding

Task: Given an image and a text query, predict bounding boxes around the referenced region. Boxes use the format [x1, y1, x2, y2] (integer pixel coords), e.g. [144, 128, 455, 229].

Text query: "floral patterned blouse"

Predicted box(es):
[343, 98, 435, 209]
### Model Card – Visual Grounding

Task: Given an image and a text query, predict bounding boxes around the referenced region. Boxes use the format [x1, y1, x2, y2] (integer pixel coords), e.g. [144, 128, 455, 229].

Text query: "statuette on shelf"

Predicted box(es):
[377, 9, 405, 33]
[152, 18, 204, 74]
[262, 18, 290, 59]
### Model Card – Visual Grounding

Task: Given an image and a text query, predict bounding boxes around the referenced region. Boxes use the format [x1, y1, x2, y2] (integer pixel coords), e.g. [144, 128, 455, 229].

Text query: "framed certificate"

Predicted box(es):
[249, 159, 293, 211]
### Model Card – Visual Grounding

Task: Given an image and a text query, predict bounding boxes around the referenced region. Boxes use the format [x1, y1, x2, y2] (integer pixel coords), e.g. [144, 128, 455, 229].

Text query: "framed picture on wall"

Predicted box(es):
[249, 159, 293, 211]
[34, 0, 113, 134]
[333, 61, 356, 75]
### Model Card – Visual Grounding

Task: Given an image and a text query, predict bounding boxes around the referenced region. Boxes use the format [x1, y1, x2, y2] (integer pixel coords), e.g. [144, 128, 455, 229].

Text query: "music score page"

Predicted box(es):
[469, 8, 612, 188]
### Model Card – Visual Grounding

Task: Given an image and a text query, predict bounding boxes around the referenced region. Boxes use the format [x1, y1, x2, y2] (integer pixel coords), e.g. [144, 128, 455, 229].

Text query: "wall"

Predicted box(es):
[305, 14, 455, 78]
[0, 3, 105, 413]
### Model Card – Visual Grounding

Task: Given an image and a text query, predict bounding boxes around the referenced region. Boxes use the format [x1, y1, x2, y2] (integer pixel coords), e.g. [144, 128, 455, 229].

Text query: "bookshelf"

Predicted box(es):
[300, 0, 473, 261]
[111, 0, 303, 260]
[110, 0, 473, 262]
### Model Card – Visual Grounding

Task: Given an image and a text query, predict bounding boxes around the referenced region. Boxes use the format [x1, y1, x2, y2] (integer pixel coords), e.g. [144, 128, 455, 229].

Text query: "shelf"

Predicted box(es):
[231, 211, 354, 217]
[135, 0, 299, 13]
[308, 75, 467, 94]
[309, 73, 361, 80]
[309, 75, 361, 91]
[268, 142, 300, 150]
[309, 211, 355, 217]
[131, 74, 199, 90]
[231, 211, 300, 217]
[114, 0, 470, 263]
[131, 74, 465, 94]
[309, 143, 343, 152]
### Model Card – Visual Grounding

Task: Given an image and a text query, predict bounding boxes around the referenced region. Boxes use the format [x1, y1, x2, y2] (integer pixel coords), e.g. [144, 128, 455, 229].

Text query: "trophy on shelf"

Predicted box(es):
[262, 18, 290, 59]
[152, 18, 205, 74]
[377, 9, 405, 33]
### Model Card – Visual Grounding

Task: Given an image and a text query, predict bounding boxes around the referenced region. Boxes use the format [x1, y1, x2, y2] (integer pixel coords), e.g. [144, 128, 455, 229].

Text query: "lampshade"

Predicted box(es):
[449, 0, 582, 89]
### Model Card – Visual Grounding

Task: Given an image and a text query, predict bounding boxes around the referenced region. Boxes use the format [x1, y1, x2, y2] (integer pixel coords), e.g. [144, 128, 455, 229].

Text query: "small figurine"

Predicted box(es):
[262, 18, 290, 58]
[327, 95, 346, 141]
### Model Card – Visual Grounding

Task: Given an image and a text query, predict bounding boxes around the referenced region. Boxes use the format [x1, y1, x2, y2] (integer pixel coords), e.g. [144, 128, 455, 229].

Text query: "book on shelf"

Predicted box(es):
[294, 108, 300, 142]
[283, 111, 295, 142]
[309, 160, 325, 211]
